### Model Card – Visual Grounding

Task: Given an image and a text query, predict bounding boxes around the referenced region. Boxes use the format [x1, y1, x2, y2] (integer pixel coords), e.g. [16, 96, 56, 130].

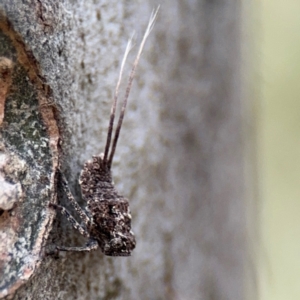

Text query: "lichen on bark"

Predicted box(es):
[0, 13, 59, 298]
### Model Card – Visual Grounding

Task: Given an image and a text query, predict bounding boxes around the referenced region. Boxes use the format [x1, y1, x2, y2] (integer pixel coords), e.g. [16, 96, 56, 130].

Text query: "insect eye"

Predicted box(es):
[108, 204, 116, 215]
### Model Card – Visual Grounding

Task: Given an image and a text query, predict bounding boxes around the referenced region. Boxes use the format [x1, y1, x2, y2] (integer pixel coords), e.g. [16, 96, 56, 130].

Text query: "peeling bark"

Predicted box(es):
[0, 1, 252, 299]
[0, 8, 59, 298]
[0, 57, 13, 125]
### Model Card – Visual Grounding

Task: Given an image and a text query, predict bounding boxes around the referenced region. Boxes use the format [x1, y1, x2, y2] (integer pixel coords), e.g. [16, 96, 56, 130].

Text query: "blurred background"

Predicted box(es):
[259, 0, 300, 299]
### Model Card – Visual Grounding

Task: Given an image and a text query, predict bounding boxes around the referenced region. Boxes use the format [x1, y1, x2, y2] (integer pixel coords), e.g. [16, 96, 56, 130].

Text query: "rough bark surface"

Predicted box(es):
[0, 0, 247, 299]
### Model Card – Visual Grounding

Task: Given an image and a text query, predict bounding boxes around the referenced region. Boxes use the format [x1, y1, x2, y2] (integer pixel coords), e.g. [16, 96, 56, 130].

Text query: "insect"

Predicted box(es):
[50, 8, 159, 256]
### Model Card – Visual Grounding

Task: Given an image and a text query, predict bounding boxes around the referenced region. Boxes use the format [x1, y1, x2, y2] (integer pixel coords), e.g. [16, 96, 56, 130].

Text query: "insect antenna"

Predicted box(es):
[107, 6, 159, 169]
[103, 37, 134, 164]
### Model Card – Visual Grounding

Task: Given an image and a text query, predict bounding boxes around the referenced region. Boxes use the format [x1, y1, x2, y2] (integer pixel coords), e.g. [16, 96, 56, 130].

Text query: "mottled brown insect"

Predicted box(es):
[50, 8, 159, 256]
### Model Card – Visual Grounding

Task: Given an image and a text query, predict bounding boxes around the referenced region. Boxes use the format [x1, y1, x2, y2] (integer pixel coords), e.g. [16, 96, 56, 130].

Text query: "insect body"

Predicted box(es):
[50, 8, 159, 256]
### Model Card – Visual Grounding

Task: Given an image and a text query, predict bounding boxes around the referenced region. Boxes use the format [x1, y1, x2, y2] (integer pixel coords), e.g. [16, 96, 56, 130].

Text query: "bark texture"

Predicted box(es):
[0, 0, 249, 299]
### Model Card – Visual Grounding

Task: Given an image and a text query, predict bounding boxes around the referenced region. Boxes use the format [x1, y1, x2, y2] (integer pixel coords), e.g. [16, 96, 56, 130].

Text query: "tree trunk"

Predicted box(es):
[0, 1, 250, 299]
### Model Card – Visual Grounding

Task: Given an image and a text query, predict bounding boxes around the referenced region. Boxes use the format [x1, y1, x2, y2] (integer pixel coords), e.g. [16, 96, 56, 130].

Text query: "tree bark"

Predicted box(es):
[0, 1, 250, 299]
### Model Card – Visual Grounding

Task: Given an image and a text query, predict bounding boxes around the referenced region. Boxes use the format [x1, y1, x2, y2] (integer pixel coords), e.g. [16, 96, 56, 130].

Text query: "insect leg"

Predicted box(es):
[56, 239, 98, 252]
[59, 170, 91, 227]
[49, 203, 89, 237]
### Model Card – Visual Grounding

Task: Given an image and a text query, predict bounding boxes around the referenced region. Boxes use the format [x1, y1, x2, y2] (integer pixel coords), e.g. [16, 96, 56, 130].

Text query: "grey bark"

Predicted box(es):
[0, 1, 251, 299]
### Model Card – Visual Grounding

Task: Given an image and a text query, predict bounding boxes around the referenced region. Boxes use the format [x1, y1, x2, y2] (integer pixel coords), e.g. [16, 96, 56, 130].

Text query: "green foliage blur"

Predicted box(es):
[259, 1, 300, 300]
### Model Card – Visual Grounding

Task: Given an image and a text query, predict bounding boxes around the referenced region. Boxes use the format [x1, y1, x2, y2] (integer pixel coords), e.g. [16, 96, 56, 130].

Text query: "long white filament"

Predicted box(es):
[107, 6, 160, 168]
[103, 36, 134, 162]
